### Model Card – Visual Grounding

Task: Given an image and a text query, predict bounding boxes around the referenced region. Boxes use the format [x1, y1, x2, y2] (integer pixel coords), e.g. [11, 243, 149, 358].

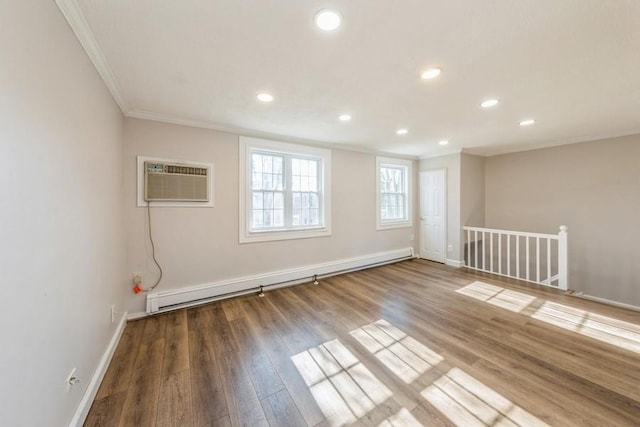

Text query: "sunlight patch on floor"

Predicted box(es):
[531, 300, 640, 354]
[378, 407, 423, 427]
[350, 319, 443, 383]
[456, 281, 537, 312]
[457, 281, 640, 354]
[421, 368, 550, 427]
[291, 338, 392, 426]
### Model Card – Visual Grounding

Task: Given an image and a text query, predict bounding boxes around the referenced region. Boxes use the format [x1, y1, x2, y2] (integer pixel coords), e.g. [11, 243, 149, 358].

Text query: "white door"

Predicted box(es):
[420, 169, 446, 263]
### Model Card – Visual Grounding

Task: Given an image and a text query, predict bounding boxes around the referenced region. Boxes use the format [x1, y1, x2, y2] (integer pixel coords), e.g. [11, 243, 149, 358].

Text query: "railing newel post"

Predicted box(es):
[558, 225, 568, 290]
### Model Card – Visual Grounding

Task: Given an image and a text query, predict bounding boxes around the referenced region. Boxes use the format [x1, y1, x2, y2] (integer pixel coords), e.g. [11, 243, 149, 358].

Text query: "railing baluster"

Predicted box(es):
[516, 236, 520, 279]
[536, 237, 540, 283]
[490, 233, 494, 272]
[507, 235, 511, 277]
[482, 231, 486, 271]
[467, 229, 471, 268]
[547, 238, 551, 285]
[474, 230, 478, 269]
[526, 237, 530, 281]
[498, 233, 502, 274]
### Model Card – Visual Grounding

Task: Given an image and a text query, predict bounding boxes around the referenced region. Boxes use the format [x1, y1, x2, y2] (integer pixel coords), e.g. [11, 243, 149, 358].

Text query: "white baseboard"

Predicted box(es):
[577, 294, 640, 312]
[126, 311, 148, 321]
[146, 247, 415, 314]
[446, 259, 465, 268]
[69, 312, 128, 427]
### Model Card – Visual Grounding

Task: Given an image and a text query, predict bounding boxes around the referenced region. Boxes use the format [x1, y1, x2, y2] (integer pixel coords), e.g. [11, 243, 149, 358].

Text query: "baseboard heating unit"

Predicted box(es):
[145, 247, 414, 314]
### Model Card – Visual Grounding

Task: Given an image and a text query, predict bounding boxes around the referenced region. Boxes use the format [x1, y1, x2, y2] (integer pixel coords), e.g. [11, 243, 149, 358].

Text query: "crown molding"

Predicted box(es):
[419, 148, 463, 160]
[55, 0, 128, 112]
[126, 110, 418, 160]
[464, 129, 640, 157]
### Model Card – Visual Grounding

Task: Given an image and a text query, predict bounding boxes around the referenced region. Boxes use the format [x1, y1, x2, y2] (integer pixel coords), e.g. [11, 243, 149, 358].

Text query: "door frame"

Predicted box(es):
[419, 168, 447, 263]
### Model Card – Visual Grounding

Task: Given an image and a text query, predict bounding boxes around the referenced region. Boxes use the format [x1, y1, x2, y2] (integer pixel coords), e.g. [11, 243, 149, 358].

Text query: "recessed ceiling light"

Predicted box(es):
[396, 129, 408, 135]
[338, 114, 351, 122]
[519, 119, 535, 126]
[257, 93, 274, 103]
[421, 68, 442, 80]
[481, 99, 499, 108]
[438, 140, 449, 146]
[314, 9, 341, 31]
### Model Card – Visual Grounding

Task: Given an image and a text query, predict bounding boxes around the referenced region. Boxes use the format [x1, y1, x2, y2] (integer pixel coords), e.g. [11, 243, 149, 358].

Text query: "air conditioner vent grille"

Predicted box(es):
[144, 161, 209, 202]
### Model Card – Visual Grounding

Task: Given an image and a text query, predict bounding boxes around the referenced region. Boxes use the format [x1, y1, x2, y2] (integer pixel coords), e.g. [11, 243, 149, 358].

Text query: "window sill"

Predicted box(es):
[240, 226, 332, 244]
[377, 221, 412, 231]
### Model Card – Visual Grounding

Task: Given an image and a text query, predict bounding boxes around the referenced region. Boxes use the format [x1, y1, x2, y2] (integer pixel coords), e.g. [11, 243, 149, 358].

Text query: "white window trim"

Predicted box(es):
[239, 136, 332, 243]
[376, 156, 412, 230]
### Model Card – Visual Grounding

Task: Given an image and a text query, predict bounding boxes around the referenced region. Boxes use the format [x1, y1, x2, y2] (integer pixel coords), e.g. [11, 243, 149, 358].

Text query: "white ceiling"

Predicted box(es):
[65, 0, 640, 157]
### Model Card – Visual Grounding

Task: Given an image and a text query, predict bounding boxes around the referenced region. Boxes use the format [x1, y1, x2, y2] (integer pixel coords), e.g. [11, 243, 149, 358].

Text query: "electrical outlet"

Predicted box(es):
[66, 368, 78, 392]
[447, 244, 453, 252]
[133, 272, 143, 285]
[409, 234, 415, 241]
[111, 304, 116, 324]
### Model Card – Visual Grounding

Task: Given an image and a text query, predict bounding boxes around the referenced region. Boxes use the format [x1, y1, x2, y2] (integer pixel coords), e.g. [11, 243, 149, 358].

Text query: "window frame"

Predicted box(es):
[376, 156, 413, 230]
[239, 136, 332, 243]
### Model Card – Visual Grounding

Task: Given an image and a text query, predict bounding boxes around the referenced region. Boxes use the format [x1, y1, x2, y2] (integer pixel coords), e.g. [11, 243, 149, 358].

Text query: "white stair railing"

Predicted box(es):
[463, 225, 568, 290]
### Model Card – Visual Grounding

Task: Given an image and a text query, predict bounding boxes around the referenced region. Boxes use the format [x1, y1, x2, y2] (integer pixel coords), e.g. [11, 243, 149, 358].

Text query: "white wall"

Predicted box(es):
[0, 2, 126, 426]
[419, 153, 462, 263]
[124, 118, 417, 315]
[485, 135, 640, 307]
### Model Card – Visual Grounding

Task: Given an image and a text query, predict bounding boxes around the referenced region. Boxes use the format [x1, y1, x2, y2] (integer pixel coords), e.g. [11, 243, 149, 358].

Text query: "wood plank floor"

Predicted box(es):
[85, 260, 640, 426]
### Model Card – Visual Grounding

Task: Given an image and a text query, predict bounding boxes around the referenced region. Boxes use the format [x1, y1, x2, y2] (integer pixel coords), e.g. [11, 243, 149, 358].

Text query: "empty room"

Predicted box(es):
[2, 1, 640, 426]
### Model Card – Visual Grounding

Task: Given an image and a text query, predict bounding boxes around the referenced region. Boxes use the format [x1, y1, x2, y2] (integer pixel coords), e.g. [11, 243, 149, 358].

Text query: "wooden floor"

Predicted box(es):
[85, 260, 640, 426]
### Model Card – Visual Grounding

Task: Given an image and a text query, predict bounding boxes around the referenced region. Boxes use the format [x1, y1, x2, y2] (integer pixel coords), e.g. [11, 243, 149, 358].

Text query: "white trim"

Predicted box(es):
[446, 259, 465, 268]
[463, 129, 640, 157]
[576, 294, 640, 313]
[464, 225, 557, 240]
[419, 148, 463, 159]
[376, 157, 413, 230]
[126, 311, 148, 321]
[68, 312, 127, 427]
[146, 247, 414, 313]
[239, 136, 332, 243]
[55, 0, 128, 112]
[136, 156, 214, 207]
[127, 110, 419, 160]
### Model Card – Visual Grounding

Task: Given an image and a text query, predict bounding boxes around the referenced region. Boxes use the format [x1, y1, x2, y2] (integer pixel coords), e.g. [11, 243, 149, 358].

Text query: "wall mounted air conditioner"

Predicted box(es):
[137, 156, 214, 207]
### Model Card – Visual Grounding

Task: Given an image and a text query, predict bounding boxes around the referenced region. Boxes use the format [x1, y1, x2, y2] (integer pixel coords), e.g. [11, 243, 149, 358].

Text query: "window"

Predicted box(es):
[376, 157, 412, 229]
[240, 137, 331, 243]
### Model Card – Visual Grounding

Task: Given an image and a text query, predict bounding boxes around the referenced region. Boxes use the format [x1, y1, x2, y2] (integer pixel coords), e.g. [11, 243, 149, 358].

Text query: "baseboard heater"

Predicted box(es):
[146, 247, 414, 314]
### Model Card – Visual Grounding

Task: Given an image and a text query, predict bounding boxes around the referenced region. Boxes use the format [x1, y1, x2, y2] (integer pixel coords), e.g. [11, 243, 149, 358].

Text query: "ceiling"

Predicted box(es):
[63, 0, 640, 157]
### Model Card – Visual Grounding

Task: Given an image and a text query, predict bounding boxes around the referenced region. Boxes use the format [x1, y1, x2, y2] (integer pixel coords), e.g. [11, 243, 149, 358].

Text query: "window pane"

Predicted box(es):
[252, 172, 262, 190]
[246, 146, 327, 235]
[274, 192, 284, 209]
[253, 192, 263, 209]
[274, 209, 284, 227]
[274, 157, 283, 175]
[252, 154, 263, 173]
[264, 192, 273, 209]
[263, 210, 272, 227]
[252, 210, 263, 227]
